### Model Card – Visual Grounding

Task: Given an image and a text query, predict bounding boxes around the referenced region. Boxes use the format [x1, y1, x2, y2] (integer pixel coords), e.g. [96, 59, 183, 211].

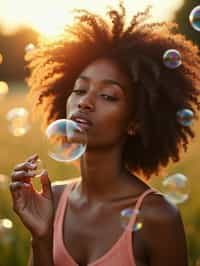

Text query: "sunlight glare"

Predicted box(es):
[0, 0, 184, 37]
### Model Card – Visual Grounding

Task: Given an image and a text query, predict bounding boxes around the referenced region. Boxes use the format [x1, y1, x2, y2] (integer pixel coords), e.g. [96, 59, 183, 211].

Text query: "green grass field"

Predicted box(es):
[0, 86, 200, 265]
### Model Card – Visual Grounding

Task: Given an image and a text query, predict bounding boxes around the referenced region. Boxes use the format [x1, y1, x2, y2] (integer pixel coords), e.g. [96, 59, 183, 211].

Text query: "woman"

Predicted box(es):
[10, 2, 200, 266]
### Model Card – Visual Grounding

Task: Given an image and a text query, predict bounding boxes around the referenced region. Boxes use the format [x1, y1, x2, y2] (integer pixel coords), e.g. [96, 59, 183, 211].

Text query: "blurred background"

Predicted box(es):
[0, 0, 200, 265]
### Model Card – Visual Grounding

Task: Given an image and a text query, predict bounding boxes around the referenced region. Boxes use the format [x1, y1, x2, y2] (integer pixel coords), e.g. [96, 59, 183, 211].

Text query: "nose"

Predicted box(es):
[78, 93, 95, 111]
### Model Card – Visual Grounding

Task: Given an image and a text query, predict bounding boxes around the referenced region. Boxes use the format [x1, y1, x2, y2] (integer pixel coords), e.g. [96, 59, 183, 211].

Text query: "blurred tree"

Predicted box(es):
[175, 0, 200, 47]
[0, 27, 38, 81]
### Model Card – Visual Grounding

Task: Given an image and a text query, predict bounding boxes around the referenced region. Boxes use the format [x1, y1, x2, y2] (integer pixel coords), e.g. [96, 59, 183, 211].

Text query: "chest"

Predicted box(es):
[62, 200, 148, 266]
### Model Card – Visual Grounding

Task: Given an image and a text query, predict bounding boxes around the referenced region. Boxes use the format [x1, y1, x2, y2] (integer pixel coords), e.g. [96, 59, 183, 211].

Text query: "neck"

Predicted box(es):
[78, 144, 130, 201]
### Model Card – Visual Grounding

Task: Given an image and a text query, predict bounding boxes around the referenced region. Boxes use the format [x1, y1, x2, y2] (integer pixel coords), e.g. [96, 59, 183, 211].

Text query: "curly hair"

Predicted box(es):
[25, 1, 200, 180]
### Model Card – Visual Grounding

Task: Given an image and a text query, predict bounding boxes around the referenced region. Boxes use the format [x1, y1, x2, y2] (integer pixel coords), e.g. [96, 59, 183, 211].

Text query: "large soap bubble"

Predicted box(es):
[45, 119, 87, 162]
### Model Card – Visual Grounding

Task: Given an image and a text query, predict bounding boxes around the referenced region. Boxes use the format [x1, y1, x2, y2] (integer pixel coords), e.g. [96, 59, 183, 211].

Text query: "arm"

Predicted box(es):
[140, 195, 188, 266]
[27, 181, 68, 266]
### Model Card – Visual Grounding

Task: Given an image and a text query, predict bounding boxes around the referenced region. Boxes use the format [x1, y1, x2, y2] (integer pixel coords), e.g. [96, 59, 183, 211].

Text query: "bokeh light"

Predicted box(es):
[0, 81, 9, 98]
[0, 174, 9, 189]
[6, 107, 31, 137]
[0, 218, 14, 245]
[24, 43, 35, 53]
[0, 53, 3, 64]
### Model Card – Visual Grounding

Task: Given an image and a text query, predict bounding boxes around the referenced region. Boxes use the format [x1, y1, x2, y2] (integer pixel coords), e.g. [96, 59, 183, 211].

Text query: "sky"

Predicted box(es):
[0, 0, 184, 37]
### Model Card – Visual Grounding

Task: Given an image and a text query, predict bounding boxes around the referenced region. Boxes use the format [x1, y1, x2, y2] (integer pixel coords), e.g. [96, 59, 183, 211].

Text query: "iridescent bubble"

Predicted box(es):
[0, 218, 14, 245]
[189, 6, 200, 32]
[6, 107, 31, 136]
[163, 49, 182, 69]
[0, 53, 3, 64]
[25, 43, 35, 53]
[162, 173, 189, 205]
[176, 108, 194, 127]
[0, 81, 9, 98]
[45, 119, 87, 162]
[120, 208, 143, 232]
[28, 158, 44, 178]
[0, 174, 9, 189]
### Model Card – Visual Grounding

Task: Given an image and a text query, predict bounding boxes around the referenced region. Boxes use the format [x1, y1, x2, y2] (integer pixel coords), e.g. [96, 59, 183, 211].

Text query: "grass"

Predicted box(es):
[0, 86, 200, 266]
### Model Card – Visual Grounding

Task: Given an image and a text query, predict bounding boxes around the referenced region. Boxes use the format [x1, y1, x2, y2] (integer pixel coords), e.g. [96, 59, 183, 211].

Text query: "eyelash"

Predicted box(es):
[72, 89, 118, 101]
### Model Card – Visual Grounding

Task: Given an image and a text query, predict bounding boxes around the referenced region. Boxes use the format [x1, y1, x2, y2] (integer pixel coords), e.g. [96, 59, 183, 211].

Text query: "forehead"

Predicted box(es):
[78, 58, 132, 88]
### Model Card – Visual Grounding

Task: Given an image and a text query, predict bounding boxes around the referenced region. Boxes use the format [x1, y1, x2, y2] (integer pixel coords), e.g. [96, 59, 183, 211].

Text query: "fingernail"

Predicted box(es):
[24, 183, 31, 188]
[29, 163, 37, 169]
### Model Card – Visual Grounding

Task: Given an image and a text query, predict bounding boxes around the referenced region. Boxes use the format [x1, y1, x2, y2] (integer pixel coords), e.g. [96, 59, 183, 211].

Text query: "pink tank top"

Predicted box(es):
[53, 181, 157, 266]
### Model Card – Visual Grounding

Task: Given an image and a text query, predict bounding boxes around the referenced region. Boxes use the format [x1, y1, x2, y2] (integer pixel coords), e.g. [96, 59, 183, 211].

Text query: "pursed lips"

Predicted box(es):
[69, 114, 94, 130]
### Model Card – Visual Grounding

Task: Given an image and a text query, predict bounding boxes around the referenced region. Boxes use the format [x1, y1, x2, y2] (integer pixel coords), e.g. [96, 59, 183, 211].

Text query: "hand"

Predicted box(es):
[10, 154, 54, 239]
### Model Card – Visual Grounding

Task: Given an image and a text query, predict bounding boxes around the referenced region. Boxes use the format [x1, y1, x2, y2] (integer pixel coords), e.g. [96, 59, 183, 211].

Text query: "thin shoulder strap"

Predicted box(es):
[127, 188, 157, 231]
[54, 181, 77, 227]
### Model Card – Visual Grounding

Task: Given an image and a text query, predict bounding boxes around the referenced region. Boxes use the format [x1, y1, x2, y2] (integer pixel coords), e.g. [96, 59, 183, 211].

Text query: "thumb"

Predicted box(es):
[39, 170, 52, 200]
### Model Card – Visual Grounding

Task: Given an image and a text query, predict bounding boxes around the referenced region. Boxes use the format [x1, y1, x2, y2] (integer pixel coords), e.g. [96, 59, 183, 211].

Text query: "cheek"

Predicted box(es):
[99, 104, 129, 136]
[66, 95, 74, 117]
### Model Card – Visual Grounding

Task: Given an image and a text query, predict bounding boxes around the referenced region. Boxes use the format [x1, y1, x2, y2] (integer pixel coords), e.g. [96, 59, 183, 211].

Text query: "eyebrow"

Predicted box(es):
[78, 75, 126, 92]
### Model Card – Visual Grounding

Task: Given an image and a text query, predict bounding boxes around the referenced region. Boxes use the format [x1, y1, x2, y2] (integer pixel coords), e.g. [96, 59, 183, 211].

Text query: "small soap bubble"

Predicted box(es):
[162, 173, 189, 205]
[6, 107, 31, 136]
[0, 81, 9, 98]
[189, 6, 200, 32]
[163, 49, 182, 69]
[176, 109, 194, 127]
[120, 208, 143, 232]
[25, 43, 35, 53]
[45, 119, 87, 162]
[0, 218, 14, 245]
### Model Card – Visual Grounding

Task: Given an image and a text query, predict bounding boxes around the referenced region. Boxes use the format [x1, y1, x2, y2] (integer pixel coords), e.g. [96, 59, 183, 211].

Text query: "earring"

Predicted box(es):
[127, 128, 135, 136]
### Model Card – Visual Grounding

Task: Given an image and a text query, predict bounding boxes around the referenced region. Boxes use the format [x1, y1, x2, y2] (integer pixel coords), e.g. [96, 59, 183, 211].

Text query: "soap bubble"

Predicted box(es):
[176, 109, 194, 127]
[120, 208, 143, 232]
[6, 107, 31, 136]
[163, 49, 182, 69]
[0, 218, 14, 245]
[189, 6, 200, 32]
[0, 81, 9, 98]
[25, 43, 35, 53]
[162, 173, 189, 205]
[45, 119, 87, 162]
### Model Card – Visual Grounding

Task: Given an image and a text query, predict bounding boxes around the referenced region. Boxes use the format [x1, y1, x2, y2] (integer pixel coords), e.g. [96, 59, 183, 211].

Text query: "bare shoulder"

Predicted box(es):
[138, 191, 188, 265]
[141, 191, 181, 223]
[51, 177, 81, 210]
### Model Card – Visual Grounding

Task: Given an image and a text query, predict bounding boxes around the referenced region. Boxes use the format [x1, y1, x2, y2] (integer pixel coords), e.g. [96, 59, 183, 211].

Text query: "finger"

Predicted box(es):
[11, 170, 35, 182]
[9, 181, 32, 212]
[14, 161, 37, 171]
[39, 170, 52, 200]
[26, 154, 39, 163]
[9, 181, 31, 199]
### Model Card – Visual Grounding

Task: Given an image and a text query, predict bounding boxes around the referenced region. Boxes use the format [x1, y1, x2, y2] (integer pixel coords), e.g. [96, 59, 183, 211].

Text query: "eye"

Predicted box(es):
[72, 89, 86, 95]
[101, 94, 118, 101]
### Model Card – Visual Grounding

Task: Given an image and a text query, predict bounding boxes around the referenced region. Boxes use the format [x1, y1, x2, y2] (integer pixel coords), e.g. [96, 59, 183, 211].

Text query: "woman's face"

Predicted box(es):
[66, 58, 134, 148]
